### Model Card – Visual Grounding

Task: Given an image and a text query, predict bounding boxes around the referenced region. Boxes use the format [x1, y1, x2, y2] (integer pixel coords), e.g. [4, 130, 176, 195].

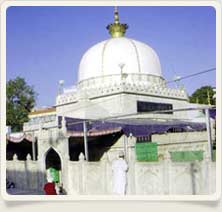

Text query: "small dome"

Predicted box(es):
[78, 37, 162, 82]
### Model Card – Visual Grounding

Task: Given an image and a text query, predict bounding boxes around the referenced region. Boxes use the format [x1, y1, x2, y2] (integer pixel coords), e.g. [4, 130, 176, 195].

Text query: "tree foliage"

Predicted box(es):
[189, 86, 216, 105]
[7, 77, 37, 132]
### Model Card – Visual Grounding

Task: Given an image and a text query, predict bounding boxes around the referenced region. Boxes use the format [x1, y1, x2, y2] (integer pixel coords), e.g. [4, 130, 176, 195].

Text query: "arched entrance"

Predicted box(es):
[45, 148, 62, 183]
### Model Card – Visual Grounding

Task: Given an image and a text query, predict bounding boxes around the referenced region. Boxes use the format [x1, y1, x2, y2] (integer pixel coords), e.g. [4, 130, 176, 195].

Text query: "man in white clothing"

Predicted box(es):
[112, 151, 128, 195]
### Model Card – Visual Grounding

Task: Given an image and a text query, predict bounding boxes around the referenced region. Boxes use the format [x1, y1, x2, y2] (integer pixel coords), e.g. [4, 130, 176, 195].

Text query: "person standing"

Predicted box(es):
[43, 175, 57, 195]
[112, 151, 128, 195]
[57, 183, 67, 195]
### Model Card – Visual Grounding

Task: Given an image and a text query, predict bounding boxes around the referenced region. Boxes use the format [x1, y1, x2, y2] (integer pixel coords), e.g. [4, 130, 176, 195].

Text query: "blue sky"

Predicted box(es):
[6, 6, 216, 107]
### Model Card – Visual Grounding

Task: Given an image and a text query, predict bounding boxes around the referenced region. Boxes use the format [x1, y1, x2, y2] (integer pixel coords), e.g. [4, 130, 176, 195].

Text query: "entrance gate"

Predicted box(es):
[45, 148, 61, 183]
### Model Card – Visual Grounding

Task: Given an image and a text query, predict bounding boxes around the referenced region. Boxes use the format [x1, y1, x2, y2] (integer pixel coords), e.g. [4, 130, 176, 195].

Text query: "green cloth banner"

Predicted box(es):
[49, 167, 60, 183]
[135, 142, 158, 161]
[170, 150, 204, 162]
[213, 150, 216, 161]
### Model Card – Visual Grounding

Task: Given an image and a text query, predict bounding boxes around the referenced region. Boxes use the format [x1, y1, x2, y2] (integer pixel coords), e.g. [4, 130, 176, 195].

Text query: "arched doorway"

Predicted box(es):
[45, 148, 62, 183]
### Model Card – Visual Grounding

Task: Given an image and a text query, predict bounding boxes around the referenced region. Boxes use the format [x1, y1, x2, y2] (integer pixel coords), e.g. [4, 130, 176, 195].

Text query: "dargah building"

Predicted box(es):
[6, 8, 216, 196]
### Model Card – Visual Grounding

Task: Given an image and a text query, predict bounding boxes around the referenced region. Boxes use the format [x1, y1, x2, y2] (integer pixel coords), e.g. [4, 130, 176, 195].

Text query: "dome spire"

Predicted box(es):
[106, 6, 128, 38]
[114, 6, 119, 24]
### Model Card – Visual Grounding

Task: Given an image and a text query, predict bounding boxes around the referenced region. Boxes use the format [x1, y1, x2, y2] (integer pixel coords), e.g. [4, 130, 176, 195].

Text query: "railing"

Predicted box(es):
[56, 74, 188, 106]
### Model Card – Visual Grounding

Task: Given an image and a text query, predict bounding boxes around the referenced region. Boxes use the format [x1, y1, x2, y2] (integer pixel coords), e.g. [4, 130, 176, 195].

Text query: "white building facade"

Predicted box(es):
[6, 8, 216, 196]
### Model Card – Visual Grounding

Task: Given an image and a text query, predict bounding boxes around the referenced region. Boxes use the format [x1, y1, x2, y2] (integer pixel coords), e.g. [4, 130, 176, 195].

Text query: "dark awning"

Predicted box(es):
[58, 116, 206, 137]
[209, 108, 216, 119]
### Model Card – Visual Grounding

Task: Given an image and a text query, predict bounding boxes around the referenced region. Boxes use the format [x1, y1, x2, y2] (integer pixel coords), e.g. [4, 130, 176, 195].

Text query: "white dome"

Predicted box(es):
[78, 37, 162, 82]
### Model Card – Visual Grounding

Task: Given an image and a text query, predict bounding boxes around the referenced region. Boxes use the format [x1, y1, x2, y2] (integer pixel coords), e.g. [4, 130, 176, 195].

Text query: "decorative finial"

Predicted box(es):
[13, 154, 18, 161]
[58, 80, 64, 95]
[114, 6, 119, 24]
[79, 152, 85, 161]
[26, 154, 31, 160]
[106, 6, 128, 38]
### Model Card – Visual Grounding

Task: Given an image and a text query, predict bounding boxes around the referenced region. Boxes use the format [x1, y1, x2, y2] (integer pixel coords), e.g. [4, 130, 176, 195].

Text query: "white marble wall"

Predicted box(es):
[56, 73, 190, 120]
[6, 154, 44, 192]
[56, 91, 190, 120]
[66, 152, 216, 195]
[152, 132, 210, 159]
[6, 128, 215, 195]
[6, 152, 216, 195]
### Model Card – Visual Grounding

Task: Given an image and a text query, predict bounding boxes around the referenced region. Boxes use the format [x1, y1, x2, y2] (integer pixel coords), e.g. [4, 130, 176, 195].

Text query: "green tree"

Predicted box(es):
[7, 77, 37, 132]
[189, 86, 216, 105]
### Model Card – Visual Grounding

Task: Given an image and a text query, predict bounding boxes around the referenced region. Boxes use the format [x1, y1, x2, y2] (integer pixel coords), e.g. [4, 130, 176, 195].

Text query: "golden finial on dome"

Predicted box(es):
[106, 6, 128, 38]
